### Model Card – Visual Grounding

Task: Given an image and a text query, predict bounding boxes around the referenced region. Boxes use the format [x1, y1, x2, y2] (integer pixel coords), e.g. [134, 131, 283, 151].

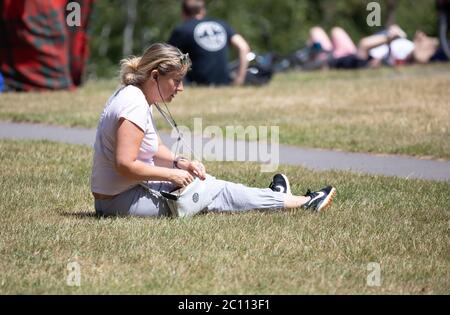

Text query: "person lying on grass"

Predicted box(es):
[90, 43, 336, 217]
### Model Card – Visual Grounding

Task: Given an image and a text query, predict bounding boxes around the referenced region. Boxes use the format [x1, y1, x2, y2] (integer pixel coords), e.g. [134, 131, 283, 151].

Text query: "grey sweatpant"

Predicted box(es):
[94, 176, 286, 217]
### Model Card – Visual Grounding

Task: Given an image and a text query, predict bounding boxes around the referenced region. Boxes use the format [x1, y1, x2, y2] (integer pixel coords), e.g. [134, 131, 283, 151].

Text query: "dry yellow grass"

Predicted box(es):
[0, 64, 449, 158]
[0, 140, 449, 294]
[170, 65, 450, 159]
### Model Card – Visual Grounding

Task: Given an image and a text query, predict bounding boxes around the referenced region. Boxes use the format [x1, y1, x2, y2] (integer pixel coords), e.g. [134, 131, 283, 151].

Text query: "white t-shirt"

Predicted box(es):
[90, 85, 159, 195]
[369, 38, 415, 61]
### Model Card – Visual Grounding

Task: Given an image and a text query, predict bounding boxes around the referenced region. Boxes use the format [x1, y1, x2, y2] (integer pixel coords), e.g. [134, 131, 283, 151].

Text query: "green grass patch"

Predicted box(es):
[0, 140, 449, 294]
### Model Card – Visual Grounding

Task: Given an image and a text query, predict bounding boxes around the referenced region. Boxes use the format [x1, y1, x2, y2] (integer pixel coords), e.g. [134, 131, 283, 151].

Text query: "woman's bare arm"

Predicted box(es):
[153, 135, 176, 168]
[114, 119, 194, 186]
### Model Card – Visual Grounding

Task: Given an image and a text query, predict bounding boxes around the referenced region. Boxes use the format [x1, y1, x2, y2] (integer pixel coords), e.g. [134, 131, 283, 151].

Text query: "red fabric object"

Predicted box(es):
[67, 0, 93, 86]
[0, 0, 92, 91]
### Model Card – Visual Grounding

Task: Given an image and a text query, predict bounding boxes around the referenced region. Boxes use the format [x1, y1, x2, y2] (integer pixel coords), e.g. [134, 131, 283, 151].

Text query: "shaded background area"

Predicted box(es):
[88, 0, 438, 78]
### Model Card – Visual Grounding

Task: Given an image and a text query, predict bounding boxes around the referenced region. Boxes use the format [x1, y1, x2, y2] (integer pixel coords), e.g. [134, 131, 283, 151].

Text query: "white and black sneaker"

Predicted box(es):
[269, 174, 292, 195]
[302, 186, 336, 212]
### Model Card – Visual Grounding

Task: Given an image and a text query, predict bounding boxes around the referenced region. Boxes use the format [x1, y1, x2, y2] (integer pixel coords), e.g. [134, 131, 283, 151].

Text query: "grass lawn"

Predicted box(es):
[1, 64, 450, 159]
[0, 140, 448, 294]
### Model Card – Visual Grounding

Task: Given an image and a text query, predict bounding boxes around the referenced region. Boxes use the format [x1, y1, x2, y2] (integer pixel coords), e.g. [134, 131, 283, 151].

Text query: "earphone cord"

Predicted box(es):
[154, 81, 200, 162]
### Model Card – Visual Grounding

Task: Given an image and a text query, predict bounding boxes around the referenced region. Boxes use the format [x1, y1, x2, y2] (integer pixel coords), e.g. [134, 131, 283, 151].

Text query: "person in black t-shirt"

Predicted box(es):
[168, 0, 250, 86]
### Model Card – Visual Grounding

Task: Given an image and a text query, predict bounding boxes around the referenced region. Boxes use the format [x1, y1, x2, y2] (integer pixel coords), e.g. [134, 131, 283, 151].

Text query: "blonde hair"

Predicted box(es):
[119, 43, 191, 86]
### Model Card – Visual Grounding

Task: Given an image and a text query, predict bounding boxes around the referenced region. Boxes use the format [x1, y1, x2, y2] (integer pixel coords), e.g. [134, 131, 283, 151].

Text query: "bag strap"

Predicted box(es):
[139, 183, 180, 201]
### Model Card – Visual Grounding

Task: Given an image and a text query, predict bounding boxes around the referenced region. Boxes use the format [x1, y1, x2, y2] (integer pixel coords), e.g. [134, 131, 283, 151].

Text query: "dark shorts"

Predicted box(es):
[328, 54, 369, 69]
[430, 40, 450, 62]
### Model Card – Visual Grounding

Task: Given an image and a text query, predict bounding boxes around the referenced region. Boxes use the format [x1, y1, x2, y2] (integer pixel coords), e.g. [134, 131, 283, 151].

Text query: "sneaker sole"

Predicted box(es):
[317, 187, 336, 212]
[280, 174, 292, 195]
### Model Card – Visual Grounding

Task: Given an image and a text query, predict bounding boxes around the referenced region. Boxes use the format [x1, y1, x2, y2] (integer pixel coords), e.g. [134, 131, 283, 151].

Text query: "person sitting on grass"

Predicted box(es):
[90, 43, 336, 217]
[168, 0, 250, 86]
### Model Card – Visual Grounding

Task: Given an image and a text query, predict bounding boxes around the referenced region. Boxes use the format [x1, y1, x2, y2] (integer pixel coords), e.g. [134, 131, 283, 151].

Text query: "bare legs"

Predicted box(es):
[309, 26, 333, 52]
[309, 26, 357, 58]
[330, 27, 358, 58]
[309, 24, 408, 61]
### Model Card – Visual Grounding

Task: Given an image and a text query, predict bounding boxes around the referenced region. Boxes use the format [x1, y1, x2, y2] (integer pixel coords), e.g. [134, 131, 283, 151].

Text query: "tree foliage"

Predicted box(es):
[88, 0, 438, 77]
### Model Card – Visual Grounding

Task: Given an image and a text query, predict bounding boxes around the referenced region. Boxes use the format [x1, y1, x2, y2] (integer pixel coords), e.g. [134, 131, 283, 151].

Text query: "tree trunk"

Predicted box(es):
[123, 0, 137, 57]
[386, 0, 397, 27]
[99, 24, 111, 57]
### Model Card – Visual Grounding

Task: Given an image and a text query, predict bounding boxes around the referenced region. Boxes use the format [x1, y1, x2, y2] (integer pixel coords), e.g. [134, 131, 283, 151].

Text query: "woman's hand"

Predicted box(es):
[175, 158, 207, 180]
[168, 169, 195, 188]
[187, 160, 206, 180]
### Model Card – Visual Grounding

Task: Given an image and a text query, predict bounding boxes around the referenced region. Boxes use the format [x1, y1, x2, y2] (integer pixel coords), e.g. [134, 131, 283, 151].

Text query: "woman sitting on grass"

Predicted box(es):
[90, 43, 336, 217]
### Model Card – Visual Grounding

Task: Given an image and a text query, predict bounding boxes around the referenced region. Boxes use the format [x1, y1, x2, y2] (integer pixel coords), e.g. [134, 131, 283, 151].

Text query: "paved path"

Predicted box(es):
[1, 121, 449, 182]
